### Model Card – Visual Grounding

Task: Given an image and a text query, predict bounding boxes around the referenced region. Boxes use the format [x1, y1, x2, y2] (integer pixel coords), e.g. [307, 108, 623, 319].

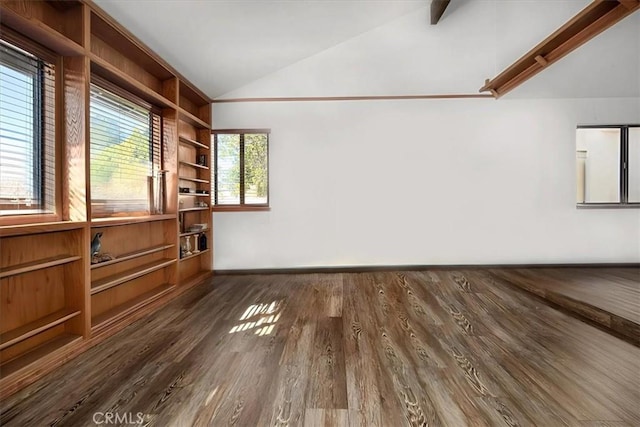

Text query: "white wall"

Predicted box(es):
[213, 97, 640, 269]
[211, 0, 640, 269]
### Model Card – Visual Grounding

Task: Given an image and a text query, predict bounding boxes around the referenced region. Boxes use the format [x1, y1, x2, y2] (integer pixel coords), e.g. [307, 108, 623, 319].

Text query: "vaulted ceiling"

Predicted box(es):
[93, 0, 426, 98]
[93, 0, 639, 100]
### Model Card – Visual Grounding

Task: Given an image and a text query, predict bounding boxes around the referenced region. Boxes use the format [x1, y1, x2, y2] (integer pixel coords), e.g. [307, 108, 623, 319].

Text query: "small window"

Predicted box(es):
[90, 81, 162, 217]
[0, 39, 56, 216]
[212, 130, 269, 211]
[576, 125, 639, 207]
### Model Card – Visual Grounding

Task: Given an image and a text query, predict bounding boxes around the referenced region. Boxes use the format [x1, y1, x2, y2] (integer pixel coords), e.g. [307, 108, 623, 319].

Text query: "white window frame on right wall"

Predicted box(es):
[576, 124, 640, 208]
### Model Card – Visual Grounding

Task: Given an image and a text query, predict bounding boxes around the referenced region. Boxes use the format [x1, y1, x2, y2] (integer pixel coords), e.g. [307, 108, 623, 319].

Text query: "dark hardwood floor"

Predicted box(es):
[1, 269, 639, 426]
[491, 267, 640, 342]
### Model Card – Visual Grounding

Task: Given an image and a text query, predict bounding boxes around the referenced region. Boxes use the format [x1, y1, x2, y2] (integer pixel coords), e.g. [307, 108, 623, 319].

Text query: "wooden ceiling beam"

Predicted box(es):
[481, 0, 640, 98]
[431, 0, 451, 25]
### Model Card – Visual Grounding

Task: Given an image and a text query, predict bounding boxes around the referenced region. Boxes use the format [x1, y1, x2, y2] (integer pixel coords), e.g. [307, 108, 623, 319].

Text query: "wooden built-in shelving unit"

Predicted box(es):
[0, 334, 82, 380]
[91, 283, 175, 332]
[180, 136, 208, 150]
[0, 0, 213, 398]
[179, 207, 210, 213]
[179, 176, 210, 184]
[179, 248, 211, 262]
[0, 228, 86, 385]
[179, 193, 210, 198]
[180, 230, 206, 238]
[1, 255, 82, 279]
[0, 309, 81, 351]
[180, 160, 209, 170]
[177, 79, 212, 285]
[89, 218, 180, 330]
[90, 214, 176, 227]
[90, 244, 175, 269]
[91, 259, 176, 295]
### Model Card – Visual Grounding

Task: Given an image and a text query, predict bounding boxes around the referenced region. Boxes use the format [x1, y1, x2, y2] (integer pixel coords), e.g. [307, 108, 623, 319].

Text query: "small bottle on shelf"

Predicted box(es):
[199, 233, 207, 250]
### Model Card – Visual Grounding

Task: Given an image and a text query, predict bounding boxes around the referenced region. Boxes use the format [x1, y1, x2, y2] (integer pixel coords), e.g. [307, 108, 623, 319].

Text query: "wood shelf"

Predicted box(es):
[91, 244, 175, 269]
[180, 230, 209, 237]
[0, 6, 85, 56]
[179, 193, 210, 197]
[89, 54, 177, 109]
[91, 214, 176, 228]
[179, 108, 210, 129]
[90, 11, 174, 82]
[91, 259, 176, 295]
[179, 249, 210, 262]
[180, 160, 209, 170]
[0, 255, 81, 279]
[0, 333, 81, 379]
[0, 309, 81, 351]
[179, 207, 209, 212]
[91, 283, 175, 331]
[178, 177, 209, 184]
[179, 136, 209, 150]
[179, 79, 210, 107]
[0, 221, 86, 238]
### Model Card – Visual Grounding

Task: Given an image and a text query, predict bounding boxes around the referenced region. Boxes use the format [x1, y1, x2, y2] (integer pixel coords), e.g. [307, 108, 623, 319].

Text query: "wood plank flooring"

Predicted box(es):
[491, 267, 640, 342]
[1, 269, 639, 426]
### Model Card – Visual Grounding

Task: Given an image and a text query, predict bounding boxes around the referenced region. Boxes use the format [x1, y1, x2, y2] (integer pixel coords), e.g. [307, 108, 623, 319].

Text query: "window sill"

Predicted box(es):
[212, 206, 270, 212]
[91, 213, 176, 227]
[0, 212, 60, 227]
[576, 203, 640, 209]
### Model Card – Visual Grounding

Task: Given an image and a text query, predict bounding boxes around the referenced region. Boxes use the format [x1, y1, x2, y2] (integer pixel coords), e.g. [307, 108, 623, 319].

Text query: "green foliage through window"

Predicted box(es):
[213, 131, 269, 207]
[90, 82, 161, 216]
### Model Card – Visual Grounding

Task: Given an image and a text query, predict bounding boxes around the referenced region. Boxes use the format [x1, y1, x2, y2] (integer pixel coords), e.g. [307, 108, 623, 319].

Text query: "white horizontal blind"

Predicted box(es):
[90, 83, 160, 217]
[0, 40, 55, 215]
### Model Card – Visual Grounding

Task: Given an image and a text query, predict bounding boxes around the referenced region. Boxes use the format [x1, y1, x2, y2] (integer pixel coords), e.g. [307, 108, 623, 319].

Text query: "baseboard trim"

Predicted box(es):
[214, 263, 640, 275]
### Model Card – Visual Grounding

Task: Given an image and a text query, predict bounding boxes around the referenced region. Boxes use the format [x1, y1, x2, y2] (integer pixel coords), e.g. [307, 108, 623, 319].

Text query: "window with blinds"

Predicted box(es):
[0, 40, 56, 215]
[89, 82, 161, 217]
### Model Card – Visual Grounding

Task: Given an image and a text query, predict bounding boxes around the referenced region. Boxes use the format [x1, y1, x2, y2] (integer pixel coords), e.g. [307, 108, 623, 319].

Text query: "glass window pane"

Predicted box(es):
[0, 41, 56, 215]
[90, 83, 154, 216]
[216, 134, 240, 204]
[576, 128, 620, 203]
[0, 63, 34, 203]
[628, 127, 640, 203]
[244, 134, 268, 204]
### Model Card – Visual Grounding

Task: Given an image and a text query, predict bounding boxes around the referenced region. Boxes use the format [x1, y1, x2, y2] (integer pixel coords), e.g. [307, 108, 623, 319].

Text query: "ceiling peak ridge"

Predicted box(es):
[215, 4, 428, 99]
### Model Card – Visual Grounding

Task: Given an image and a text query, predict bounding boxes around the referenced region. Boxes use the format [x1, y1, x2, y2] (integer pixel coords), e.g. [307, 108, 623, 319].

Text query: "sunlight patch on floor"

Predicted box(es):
[229, 300, 283, 336]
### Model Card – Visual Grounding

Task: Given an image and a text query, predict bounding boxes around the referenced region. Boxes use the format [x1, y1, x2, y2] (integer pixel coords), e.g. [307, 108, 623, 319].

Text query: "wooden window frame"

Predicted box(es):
[576, 124, 640, 209]
[212, 129, 270, 212]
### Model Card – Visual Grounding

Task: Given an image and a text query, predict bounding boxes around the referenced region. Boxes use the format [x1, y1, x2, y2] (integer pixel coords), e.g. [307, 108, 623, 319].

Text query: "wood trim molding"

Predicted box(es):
[214, 263, 640, 275]
[213, 94, 494, 103]
[481, 0, 640, 97]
